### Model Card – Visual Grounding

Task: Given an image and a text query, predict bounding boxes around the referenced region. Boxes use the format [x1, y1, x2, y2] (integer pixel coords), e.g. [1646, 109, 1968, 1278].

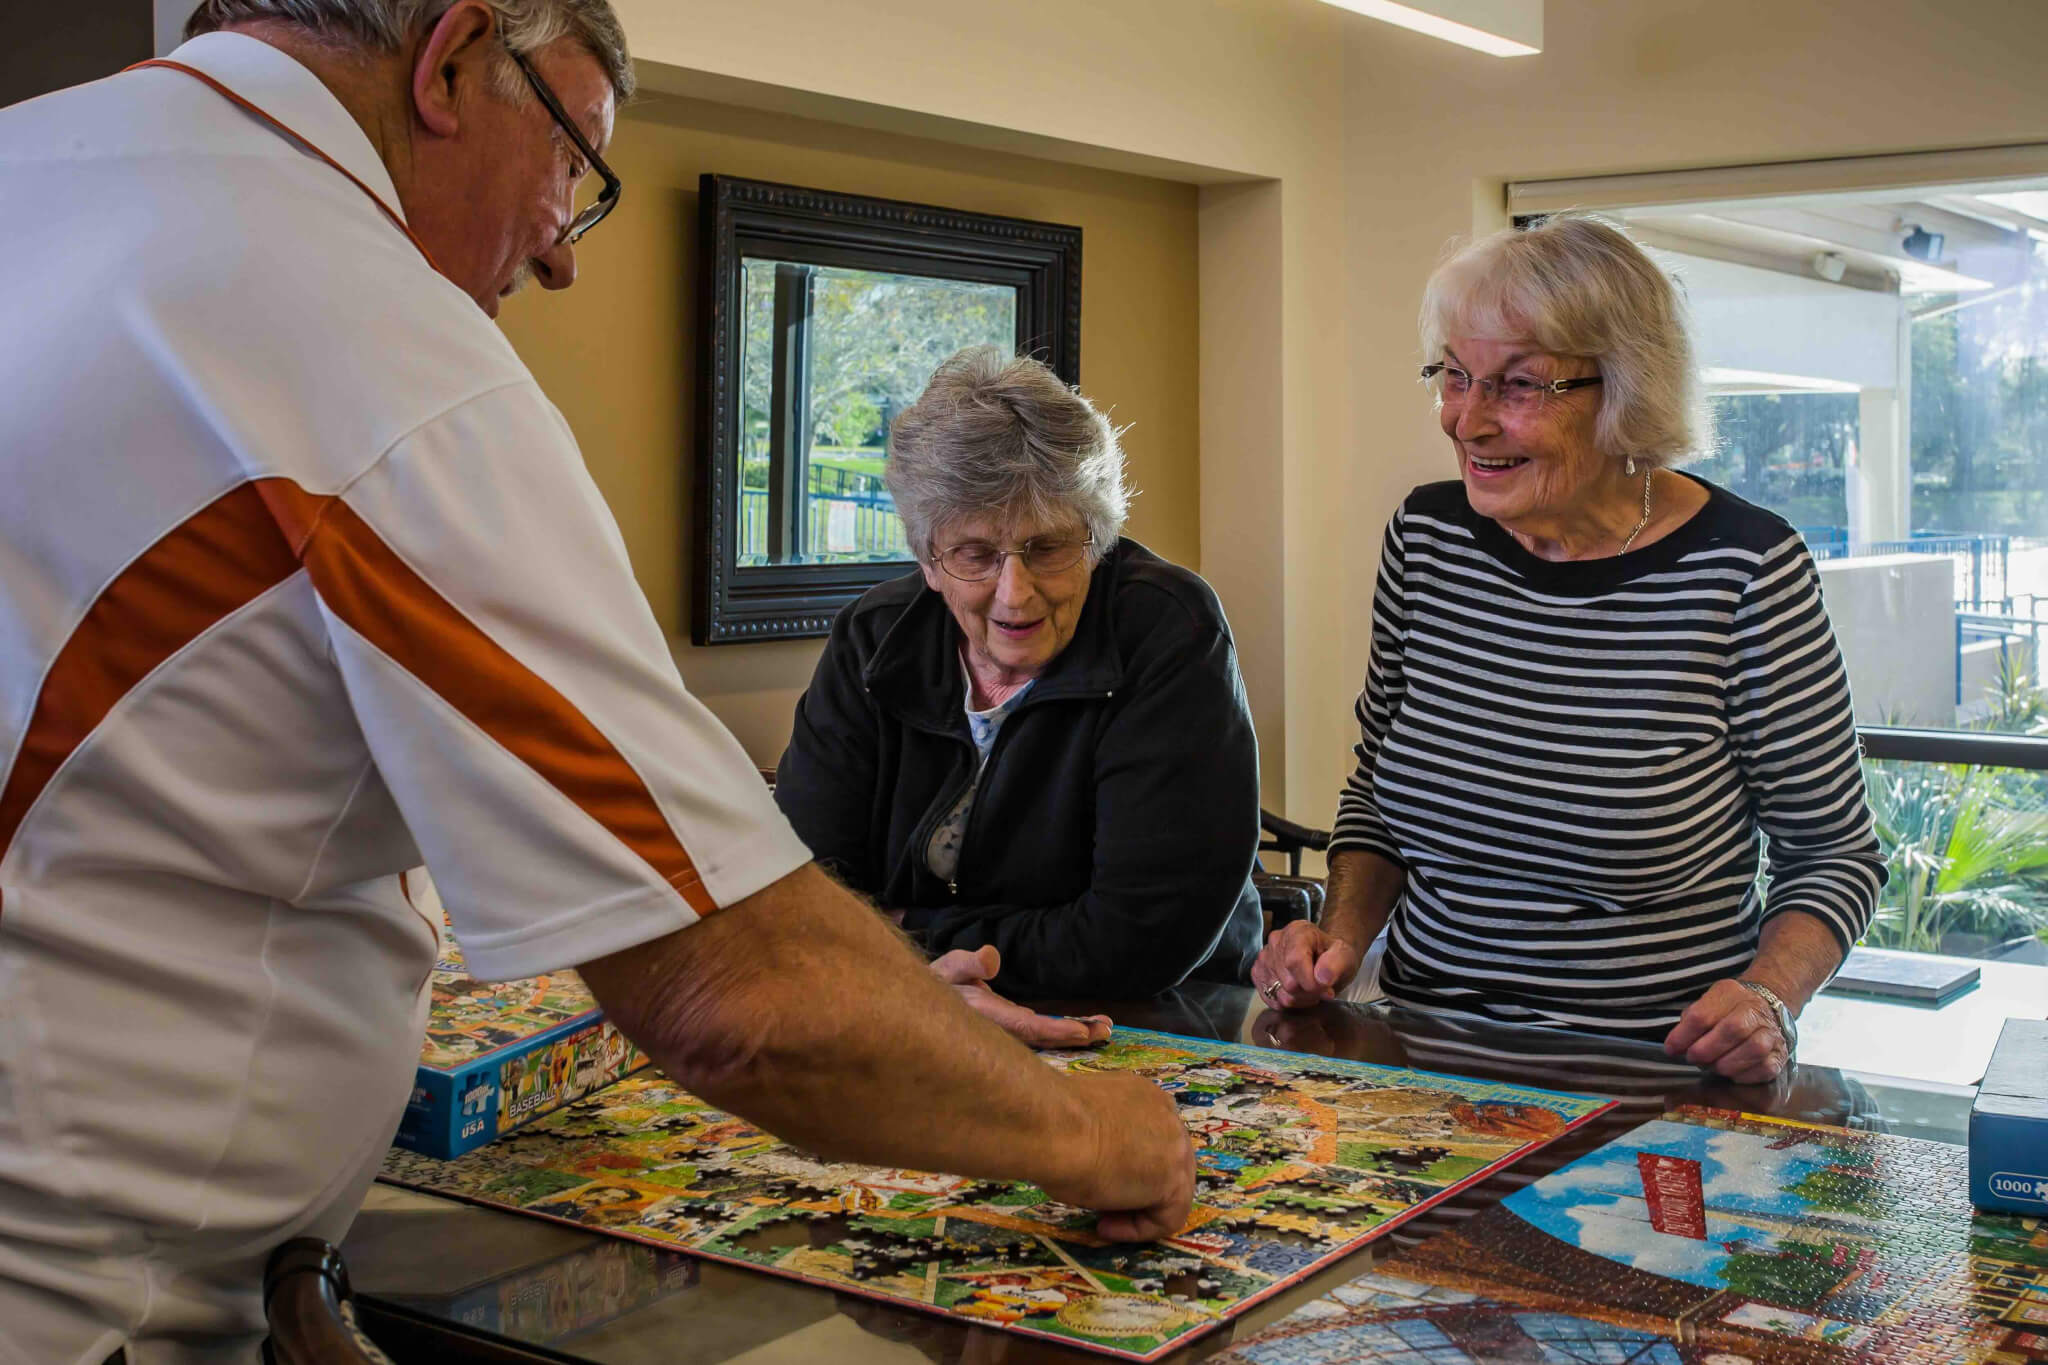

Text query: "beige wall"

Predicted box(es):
[496, 95, 1200, 763]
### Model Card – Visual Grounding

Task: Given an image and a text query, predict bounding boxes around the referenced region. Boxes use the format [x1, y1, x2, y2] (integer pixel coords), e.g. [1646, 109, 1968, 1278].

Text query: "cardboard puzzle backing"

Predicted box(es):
[380, 1027, 1613, 1359]
[1213, 1106, 2048, 1364]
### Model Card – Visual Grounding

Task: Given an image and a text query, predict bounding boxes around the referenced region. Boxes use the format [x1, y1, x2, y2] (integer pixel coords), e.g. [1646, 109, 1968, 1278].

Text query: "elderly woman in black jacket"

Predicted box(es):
[774, 346, 1262, 1044]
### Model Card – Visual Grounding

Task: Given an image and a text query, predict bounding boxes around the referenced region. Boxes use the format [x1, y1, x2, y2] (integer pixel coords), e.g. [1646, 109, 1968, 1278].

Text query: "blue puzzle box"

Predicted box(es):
[394, 939, 648, 1159]
[1970, 1017, 2048, 1216]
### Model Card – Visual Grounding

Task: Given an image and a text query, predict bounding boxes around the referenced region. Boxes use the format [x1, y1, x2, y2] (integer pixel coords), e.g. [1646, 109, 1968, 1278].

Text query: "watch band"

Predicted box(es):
[1737, 979, 1798, 1055]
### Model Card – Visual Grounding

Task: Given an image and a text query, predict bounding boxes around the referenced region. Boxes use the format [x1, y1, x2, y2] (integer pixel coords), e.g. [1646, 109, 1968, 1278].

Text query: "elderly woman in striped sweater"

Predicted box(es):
[1255, 214, 1885, 1084]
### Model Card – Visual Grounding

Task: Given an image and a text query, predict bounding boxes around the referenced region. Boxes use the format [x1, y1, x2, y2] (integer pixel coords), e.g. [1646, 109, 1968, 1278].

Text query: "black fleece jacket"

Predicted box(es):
[773, 539, 1262, 999]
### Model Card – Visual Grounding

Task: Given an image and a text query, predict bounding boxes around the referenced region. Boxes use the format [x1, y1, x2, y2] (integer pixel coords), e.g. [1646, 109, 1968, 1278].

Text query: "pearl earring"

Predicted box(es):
[1625, 455, 1637, 476]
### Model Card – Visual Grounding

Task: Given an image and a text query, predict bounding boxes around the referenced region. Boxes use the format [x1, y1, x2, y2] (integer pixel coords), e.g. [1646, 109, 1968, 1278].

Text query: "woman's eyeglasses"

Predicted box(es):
[931, 537, 1093, 582]
[1421, 362, 1602, 412]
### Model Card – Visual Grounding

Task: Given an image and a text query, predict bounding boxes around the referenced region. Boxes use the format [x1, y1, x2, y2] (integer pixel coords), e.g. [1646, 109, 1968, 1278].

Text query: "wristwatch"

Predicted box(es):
[1737, 979, 1799, 1057]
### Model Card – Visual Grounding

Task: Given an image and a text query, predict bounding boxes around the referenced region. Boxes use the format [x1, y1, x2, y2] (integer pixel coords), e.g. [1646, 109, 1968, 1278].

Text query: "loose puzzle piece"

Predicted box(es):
[379, 1027, 1613, 1360]
[1213, 1105, 2048, 1364]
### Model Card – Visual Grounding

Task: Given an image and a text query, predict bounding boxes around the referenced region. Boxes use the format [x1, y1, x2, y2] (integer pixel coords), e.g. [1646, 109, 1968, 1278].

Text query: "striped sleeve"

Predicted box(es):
[1330, 510, 1409, 864]
[1727, 536, 1887, 954]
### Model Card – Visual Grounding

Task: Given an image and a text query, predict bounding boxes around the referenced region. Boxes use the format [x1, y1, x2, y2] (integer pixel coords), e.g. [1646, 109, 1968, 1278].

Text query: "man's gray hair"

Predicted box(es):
[1419, 212, 1710, 468]
[887, 346, 1131, 564]
[184, 0, 635, 101]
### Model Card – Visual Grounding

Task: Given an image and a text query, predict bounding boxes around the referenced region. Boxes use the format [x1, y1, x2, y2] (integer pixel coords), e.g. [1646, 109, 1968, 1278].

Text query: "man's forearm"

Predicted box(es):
[1321, 849, 1406, 950]
[580, 864, 1099, 1195]
[1743, 909, 1847, 1013]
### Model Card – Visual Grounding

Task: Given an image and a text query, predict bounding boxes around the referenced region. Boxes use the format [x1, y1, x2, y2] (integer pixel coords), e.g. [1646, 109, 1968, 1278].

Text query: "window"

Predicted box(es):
[1515, 154, 2048, 969]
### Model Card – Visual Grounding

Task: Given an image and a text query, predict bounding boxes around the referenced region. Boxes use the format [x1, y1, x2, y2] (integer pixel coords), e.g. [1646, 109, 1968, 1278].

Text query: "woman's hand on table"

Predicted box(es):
[1251, 920, 1363, 1009]
[1663, 979, 1790, 1083]
[929, 946, 1112, 1049]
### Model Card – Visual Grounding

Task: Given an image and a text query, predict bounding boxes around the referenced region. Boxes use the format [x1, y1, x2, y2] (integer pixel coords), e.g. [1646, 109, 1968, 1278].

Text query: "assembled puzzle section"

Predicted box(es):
[380, 1027, 1612, 1360]
[1216, 1106, 2048, 1364]
[396, 930, 649, 1159]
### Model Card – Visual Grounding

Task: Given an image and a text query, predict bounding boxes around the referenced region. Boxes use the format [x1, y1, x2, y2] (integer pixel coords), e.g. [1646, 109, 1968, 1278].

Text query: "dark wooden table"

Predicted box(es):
[343, 986, 1974, 1363]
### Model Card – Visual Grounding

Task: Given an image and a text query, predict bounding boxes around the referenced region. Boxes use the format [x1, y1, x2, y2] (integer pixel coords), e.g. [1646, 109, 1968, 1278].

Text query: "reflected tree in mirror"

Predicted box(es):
[737, 262, 1016, 567]
[694, 175, 1079, 644]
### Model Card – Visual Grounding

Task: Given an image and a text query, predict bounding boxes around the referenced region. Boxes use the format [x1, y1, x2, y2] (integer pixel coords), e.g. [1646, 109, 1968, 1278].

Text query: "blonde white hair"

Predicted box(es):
[886, 346, 1130, 563]
[1419, 213, 1710, 468]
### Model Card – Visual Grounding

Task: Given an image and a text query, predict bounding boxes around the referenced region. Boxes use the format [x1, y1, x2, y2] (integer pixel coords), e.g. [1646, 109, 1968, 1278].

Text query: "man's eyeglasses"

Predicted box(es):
[930, 537, 1094, 582]
[505, 46, 621, 246]
[1421, 362, 1602, 412]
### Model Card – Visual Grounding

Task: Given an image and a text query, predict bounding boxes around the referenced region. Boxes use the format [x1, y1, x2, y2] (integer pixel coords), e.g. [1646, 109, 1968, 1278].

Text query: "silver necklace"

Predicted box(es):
[1620, 468, 1654, 553]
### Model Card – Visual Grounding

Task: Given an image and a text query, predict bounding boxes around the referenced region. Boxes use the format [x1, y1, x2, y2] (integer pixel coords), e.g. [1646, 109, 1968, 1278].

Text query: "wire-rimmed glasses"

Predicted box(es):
[1421, 362, 1602, 411]
[930, 537, 1094, 582]
[504, 46, 622, 246]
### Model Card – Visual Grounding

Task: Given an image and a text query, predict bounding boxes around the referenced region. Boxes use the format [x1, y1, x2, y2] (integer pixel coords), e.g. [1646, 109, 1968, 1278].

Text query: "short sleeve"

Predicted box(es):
[270, 382, 813, 980]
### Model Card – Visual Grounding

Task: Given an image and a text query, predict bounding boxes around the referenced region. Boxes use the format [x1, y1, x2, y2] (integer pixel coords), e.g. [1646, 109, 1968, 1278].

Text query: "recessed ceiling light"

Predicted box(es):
[1318, 0, 1542, 58]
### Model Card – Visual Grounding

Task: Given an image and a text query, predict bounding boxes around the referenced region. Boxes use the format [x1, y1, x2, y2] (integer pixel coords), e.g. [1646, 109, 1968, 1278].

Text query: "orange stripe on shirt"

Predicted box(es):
[0, 483, 303, 878]
[1, 478, 714, 920]
[255, 478, 716, 915]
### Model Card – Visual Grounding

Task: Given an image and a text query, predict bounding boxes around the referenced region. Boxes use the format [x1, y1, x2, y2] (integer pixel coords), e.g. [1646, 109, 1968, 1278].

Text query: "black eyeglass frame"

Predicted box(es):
[928, 536, 1096, 583]
[1419, 362, 1604, 401]
[505, 46, 621, 246]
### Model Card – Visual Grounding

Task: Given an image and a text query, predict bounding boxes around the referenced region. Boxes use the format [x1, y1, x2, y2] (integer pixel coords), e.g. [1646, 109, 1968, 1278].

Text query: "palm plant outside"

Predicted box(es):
[1852, 661, 2048, 956]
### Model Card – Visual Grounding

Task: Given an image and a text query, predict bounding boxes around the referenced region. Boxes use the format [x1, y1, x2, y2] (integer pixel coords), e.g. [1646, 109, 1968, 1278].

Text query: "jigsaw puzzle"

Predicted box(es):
[1214, 1106, 2048, 1364]
[379, 1026, 1613, 1359]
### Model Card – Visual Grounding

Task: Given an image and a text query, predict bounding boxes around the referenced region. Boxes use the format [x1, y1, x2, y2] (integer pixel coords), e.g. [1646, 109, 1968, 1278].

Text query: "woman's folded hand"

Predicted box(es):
[1251, 921, 1363, 1010]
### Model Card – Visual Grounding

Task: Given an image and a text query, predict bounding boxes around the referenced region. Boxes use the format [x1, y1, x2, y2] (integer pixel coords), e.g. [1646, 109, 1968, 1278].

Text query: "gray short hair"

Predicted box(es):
[1419, 213, 1710, 468]
[886, 347, 1131, 563]
[184, 0, 635, 102]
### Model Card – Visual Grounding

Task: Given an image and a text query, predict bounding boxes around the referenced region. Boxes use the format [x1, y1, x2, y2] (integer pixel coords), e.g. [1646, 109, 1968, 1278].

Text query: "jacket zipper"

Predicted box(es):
[871, 680, 1115, 901]
[950, 686, 1114, 899]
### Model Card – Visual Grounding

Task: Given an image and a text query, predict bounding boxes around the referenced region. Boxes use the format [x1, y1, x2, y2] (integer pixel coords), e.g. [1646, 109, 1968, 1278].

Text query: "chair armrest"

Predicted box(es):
[1253, 872, 1325, 933]
[264, 1239, 394, 1365]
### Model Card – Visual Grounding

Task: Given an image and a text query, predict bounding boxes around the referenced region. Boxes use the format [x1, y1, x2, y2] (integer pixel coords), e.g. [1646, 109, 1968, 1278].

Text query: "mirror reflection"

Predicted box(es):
[736, 260, 1018, 566]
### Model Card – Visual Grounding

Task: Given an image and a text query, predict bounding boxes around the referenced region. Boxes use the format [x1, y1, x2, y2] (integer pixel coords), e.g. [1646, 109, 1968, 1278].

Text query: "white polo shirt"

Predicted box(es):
[0, 33, 812, 1364]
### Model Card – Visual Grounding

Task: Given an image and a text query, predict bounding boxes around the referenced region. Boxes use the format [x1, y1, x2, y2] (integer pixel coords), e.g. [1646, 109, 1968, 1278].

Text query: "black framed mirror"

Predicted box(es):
[692, 174, 1082, 644]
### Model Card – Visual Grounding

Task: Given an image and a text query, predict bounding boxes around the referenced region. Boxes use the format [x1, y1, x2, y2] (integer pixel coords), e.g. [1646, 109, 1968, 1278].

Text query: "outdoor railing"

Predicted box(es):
[739, 486, 909, 562]
[1801, 528, 2011, 613]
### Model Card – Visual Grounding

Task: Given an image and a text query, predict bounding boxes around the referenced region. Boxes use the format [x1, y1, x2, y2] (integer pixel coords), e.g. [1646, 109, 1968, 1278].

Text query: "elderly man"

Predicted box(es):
[0, 2, 1191, 1361]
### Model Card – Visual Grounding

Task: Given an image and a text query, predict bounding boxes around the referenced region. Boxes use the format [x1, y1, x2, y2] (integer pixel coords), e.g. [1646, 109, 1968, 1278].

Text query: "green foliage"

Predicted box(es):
[740, 259, 1017, 465]
[1982, 647, 2048, 736]
[1861, 758, 2048, 954]
[1717, 1240, 1844, 1308]
[1909, 245, 2048, 537]
[1782, 1169, 1889, 1220]
[1696, 392, 1858, 528]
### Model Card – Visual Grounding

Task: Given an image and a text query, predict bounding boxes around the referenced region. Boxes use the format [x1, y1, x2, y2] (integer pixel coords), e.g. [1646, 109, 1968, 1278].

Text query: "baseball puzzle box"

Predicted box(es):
[395, 933, 648, 1159]
[381, 1026, 1613, 1359]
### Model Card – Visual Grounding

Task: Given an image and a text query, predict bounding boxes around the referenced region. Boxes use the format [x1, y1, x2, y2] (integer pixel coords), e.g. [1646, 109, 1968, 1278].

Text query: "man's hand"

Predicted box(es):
[1664, 979, 1789, 1083]
[1250, 920, 1362, 1009]
[1042, 1071, 1196, 1242]
[930, 946, 1111, 1049]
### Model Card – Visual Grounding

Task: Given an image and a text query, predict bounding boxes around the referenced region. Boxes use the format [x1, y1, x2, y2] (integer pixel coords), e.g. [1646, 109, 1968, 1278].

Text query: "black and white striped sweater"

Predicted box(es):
[1332, 476, 1886, 1041]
